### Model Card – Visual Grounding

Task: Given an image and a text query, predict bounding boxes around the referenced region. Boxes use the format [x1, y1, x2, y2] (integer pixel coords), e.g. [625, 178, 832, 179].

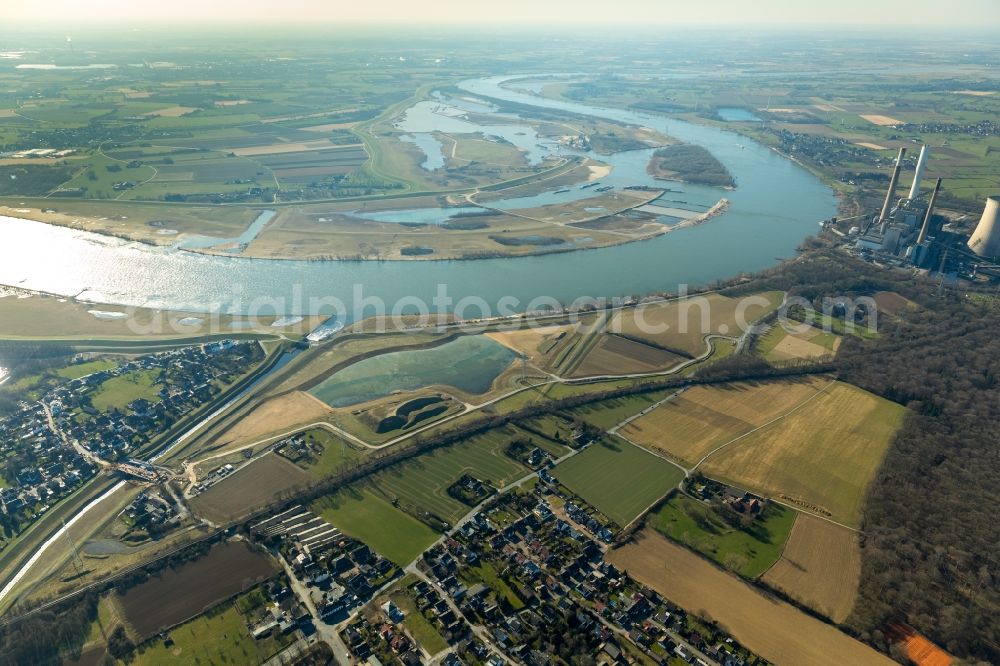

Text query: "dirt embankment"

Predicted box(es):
[673, 198, 731, 230]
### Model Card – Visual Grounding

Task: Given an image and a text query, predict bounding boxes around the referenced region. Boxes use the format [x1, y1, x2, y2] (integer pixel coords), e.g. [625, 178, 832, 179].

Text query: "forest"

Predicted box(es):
[646, 143, 736, 188]
[839, 293, 1000, 661]
[728, 248, 999, 663]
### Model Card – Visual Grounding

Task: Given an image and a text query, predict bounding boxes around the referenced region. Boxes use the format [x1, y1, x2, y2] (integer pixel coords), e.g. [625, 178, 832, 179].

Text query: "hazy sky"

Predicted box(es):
[3, 0, 999, 26]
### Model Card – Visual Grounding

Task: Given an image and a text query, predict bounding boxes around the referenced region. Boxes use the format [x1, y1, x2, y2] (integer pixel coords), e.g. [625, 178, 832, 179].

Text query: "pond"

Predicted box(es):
[309, 335, 518, 407]
[399, 133, 446, 171]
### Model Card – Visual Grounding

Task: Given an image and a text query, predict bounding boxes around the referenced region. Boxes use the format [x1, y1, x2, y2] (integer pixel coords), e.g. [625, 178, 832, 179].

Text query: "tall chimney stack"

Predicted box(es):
[908, 145, 929, 201]
[917, 178, 941, 245]
[879, 147, 907, 230]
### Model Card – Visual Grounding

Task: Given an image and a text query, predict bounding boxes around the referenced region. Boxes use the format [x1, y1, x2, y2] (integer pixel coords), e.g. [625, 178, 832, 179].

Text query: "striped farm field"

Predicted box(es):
[761, 513, 861, 622]
[312, 486, 438, 565]
[701, 381, 904, 527]
[553, 437, 684, 526]
[571, 334, 687, 377]
[620, 376, 830, 467]
[370, 425, 554, 525]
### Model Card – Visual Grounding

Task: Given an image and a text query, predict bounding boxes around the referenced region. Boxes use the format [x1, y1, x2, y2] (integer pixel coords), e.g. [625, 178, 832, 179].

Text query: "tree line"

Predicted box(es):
[6, 245, 998, 661]
[728, 247, 999, 663]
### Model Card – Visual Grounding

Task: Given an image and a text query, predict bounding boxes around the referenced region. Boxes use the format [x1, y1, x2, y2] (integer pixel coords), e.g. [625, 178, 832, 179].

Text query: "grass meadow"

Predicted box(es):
[553, 437, 684, 526]
[311, 486, 438, 566]
[648, 493, 796, 579]
[368, 425, 534, 525]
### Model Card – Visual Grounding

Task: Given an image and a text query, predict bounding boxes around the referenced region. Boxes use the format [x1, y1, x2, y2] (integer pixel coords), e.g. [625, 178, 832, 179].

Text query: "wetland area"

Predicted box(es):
[0, 75, 835, 318]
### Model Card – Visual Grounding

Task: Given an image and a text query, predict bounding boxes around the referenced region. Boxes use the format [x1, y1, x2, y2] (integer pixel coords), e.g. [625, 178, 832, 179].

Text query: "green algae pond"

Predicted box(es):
[309, 335, 517, 407]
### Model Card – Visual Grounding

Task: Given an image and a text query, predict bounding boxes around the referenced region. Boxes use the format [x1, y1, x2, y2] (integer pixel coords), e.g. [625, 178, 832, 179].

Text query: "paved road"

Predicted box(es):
[404, 564, 513, 665]
[43, 402, 105, 468]
[178, 326, 735, 496]
[278, 555, 354, 665]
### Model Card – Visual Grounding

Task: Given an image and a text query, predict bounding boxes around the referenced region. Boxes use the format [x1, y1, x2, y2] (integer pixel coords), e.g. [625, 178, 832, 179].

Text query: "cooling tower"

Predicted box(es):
[968, 196, 1000, 258]
[908, 145, 929, 201]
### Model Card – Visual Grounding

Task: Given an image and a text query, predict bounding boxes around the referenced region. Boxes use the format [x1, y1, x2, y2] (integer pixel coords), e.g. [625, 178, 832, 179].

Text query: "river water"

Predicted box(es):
[0, 75, 835, 319]
[0, 77, 838, 605]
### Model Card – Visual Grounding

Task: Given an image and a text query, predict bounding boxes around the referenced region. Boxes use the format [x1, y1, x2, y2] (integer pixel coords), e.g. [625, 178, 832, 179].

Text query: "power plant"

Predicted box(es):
[848, 143, 1000, 280]
[907, 145, 929, 202]
[967, 196, 1000, 259]
[877, 147, 906, 234]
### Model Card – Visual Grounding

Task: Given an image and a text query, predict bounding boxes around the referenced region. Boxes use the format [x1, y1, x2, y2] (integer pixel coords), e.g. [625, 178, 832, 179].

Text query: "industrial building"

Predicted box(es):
[849, 144, 1000, 280]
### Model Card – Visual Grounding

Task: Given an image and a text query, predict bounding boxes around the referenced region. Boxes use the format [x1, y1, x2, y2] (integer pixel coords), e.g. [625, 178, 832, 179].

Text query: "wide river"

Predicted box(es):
[0, 76, 835, 319]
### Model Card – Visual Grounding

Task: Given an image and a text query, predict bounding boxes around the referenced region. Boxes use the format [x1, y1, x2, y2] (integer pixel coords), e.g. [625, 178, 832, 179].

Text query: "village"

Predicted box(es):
[0, 340, 262, 540]
[238, 455, 770, 666]
[327, 473, 768, 666]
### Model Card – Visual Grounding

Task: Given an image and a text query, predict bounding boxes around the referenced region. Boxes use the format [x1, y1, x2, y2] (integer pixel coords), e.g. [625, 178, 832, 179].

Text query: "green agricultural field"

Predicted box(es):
[518, 414, 578, 448]
[88, 369, 161, 412]
[521, 431, 572, 458]
[755, 326, 841, 363]
[145, 112, 261, 130]
[54, 359, 118, 380]
[59, 152, 157, 199]
[648, 494, 797, 578]
[83, 593, 119, 647]
[566, 390, 671, 430]
[368, 425, 534, 526]
[0, 164, 77, 196]
[677, 337, 738, 378]
[755, 327, 788, 357]
[789, 312, 878, 340]
[808, 331, 840, 351]
[311, 486, 438, 566]
[541, 377, 653, 401]
[553, 437, 684, 526]
[132, 589, 293, 665]
[458, 560, 525, 611]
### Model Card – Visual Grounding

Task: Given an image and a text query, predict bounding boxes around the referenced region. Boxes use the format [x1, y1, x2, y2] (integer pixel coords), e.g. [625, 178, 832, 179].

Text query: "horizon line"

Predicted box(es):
[4, 19, 1000, 30]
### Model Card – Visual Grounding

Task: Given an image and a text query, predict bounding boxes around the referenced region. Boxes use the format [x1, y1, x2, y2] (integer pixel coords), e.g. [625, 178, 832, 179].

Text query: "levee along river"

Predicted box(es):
[0, 76, 835, 318]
